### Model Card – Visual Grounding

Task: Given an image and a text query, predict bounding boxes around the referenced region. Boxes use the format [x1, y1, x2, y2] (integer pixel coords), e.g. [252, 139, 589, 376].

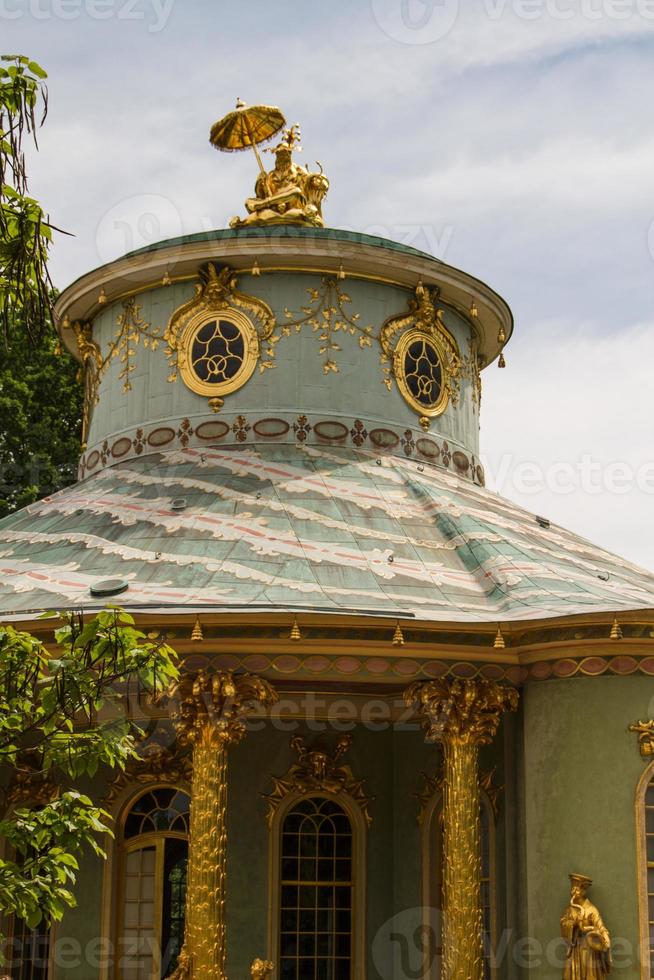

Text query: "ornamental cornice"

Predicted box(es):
[53, 230, 512, 368]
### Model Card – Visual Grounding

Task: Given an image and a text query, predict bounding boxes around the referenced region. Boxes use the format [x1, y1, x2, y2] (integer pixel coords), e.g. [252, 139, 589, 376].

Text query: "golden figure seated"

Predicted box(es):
[231, 126, 329, 229]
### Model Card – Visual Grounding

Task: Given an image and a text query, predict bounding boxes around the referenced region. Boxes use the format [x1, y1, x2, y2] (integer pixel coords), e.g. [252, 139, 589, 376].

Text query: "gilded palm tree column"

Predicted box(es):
[405, 679, 519, 980]
[168, 670, 278, 980]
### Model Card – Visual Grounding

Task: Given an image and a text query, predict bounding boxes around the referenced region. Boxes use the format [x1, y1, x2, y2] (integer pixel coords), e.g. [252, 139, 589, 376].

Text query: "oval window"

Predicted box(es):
[403, 337, 443, 409]
[394, 329, 449, 417]
[179, 309, 259, 398]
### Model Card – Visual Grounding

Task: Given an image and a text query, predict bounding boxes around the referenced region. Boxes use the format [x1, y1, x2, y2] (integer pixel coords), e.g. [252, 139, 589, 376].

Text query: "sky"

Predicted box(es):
[6, 0, 654, 570]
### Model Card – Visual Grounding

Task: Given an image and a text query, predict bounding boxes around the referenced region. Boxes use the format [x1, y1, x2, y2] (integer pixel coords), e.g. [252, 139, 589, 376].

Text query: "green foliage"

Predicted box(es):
[0, 793, 109, 928]
[0, 610, 179, 930]
[0, 54, 52, 343]
[0, 313, 82, 517]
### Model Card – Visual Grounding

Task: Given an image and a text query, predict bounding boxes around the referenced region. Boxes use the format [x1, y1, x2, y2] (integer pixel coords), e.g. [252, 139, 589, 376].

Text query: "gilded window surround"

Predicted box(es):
[634, 759, 654, 980]
[98, 780, 191, 980]
[266, 788, 368, 980]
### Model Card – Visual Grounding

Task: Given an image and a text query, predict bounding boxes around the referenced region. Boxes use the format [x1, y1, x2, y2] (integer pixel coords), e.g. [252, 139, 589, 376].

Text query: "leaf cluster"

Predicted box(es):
[0, 307, 82, 517]
[0, 609, 179, 930]
[0, 55, 53, 344]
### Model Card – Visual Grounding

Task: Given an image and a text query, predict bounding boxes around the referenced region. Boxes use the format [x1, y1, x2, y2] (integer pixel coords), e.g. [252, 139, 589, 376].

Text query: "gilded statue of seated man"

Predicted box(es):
[231, 126, 329, 229]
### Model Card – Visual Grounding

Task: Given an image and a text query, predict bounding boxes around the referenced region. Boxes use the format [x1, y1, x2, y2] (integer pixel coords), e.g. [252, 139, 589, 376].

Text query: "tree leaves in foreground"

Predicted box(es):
[0, 310, 82, 517]
[0, 54, 53, 344]
[0, 609, 179, 932]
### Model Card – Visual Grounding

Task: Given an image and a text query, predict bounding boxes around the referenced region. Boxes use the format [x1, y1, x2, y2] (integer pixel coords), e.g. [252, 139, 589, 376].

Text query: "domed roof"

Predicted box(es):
[1, 443, 653, 624]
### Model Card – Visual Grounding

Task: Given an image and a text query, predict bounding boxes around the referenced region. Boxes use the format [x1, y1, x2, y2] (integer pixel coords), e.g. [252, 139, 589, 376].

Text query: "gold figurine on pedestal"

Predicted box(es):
[560, 874, 611, 980]
[210, 101, 329, 228]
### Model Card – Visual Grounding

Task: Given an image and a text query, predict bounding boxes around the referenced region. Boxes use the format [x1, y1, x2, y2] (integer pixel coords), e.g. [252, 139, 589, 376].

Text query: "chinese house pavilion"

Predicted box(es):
[2, 103, 654, 980]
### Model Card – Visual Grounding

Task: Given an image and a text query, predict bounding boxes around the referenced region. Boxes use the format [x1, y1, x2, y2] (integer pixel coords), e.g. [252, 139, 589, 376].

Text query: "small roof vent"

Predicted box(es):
[535, 515, 550, 529]
[90, 578, 129, 598]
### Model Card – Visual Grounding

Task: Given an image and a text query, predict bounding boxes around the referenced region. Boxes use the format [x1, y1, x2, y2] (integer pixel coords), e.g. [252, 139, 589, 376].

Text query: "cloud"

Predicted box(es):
[482, 316, 654, 569]
[6, 2, 653, 572]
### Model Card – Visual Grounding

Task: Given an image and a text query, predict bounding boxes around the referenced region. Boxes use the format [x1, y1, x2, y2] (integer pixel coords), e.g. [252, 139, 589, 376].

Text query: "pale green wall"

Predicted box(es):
[87, 273, 480, 460]
[520, 676, 652, 979]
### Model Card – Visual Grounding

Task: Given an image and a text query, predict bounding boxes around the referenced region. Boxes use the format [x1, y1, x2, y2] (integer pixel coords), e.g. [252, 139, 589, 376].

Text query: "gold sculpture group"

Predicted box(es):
[209, 101, 329, 229]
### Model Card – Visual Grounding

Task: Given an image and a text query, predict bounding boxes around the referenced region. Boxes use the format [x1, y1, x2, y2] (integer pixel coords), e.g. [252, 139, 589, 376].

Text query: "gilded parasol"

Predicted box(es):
[209, 99, 286, 175]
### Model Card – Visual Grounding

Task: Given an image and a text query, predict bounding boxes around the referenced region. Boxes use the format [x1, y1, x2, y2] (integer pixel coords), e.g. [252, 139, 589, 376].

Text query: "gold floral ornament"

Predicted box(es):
[629, 720, 654, 757]
[65, 300, 162, 446]
[264, 733, 373, 828]
[164, 263, 276, 407]
[381, 282, 462, 424]
[278, 277, 373, 374]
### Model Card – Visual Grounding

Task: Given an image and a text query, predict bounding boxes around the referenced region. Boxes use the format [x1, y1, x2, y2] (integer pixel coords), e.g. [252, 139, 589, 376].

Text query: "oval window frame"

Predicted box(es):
[393, 328, 450, 418]
[178, 308, 260, 398]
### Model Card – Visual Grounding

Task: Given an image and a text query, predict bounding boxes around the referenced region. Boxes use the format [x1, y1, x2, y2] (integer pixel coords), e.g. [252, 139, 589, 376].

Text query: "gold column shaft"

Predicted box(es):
[405, 678, 518, 980]
[167, 669, 278, 980]
[184, 728, 228, 978]
[442, 736, 483, 980]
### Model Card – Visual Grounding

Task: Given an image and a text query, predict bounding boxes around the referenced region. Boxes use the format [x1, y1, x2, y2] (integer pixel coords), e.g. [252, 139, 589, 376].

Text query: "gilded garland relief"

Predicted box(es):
[66, 266, 478, 435]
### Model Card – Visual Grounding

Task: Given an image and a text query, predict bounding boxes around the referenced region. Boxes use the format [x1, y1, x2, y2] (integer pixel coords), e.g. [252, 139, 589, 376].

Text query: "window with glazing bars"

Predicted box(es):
[279, 797, 352, 980]
[644, 779, 654, 978]
[8, 918, 50, 980]
[119, 787, 189, 980]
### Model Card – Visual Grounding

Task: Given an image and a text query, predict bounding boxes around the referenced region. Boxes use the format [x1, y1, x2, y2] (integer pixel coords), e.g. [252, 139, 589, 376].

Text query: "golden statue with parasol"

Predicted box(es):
[210, 100, 329, 229]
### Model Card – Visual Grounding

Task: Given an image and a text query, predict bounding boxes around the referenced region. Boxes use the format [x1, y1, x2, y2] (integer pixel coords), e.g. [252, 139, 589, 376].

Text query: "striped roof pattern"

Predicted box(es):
[0, 445, 653, 622]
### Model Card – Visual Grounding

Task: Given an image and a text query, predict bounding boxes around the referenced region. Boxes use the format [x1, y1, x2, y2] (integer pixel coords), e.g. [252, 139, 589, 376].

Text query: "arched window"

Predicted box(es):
[422, 791, 496, 980]
[7, 916, 50, 980]
[117, 787, 189, 980]
[278, 797, 354, 980]
[636, 764, 654, 980]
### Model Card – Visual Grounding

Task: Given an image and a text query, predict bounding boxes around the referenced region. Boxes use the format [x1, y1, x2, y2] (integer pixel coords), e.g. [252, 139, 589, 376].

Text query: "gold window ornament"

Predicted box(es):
[381, 282, 462, 425]
[164, 263, 276, 407]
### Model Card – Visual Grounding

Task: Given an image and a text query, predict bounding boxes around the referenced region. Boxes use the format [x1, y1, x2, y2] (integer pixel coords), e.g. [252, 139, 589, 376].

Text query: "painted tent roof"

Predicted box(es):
[0, 444, 653, 622]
